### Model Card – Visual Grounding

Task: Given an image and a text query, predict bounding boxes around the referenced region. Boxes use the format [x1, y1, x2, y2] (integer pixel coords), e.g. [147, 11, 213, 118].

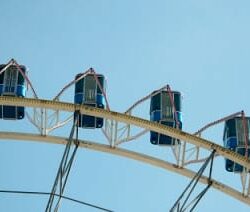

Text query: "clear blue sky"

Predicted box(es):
[1, 0, 250, 211]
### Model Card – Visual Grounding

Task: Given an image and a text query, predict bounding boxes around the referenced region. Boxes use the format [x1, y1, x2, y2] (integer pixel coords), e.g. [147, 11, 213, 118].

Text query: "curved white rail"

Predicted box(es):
[0, 131, 249, 205]
[0, 96, 249, 169]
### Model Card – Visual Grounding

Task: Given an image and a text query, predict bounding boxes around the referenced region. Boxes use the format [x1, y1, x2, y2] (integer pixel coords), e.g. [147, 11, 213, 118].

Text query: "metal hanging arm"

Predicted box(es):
[0, 59, 13, 75]
[183, 111, 244, 167]
[194, 111, 242, 136]
[0, 58, 39, 98]
[11, 59, 39, 99]
[90, 68, 110, 111]
[53, 67, 110, 111]
[241, 111, 249, 159]
[125, 85, 168, 114]
[166, 85, 179, 129]
[53, 68, 92, 101]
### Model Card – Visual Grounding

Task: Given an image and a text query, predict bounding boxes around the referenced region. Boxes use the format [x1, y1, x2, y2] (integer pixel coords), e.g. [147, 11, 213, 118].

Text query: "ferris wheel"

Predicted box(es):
[0, 59, 250, 211]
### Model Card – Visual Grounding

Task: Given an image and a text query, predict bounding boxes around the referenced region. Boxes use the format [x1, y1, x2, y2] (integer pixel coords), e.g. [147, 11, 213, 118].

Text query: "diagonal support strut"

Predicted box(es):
[170, 149, 216, 212]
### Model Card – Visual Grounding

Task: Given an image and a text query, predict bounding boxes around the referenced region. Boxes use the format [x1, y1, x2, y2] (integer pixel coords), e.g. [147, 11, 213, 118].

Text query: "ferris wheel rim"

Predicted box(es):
[0, 96, 249, 169]
[0, 96, 250, 206]
[0, 131, 249, 206]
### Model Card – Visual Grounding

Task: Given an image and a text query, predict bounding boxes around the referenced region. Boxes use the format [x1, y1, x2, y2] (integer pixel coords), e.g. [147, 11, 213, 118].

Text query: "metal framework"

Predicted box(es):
[1, 97, 249, 167]
[170, 150, 215, 212]
[0, 96, 250, 208]
[2, 60, 250, 211]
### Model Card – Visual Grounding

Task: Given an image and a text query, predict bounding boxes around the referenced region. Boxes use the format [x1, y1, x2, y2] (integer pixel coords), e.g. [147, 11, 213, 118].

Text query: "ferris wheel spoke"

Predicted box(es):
[45, 112, 80, 212]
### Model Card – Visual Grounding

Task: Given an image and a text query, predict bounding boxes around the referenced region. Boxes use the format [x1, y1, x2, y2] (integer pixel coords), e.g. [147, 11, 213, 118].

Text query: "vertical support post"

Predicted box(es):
[180, 142, 186, 167]
[241, 170, 247, 196]
[247, 173, 250, 196]
[113, 121, 118, 146]
[171, 143, 181, 166]
[41, 108, 44, 135]
[44, 108, 48, 135]
[110, 120, 114, 147]
[176, 143, 181, 166]
[241, 169, 250, 196]
[127, 111, 131, 140]
[56, 109, 59, 124]
[241, 111, 249, 158]
[196, 147, 200, 161]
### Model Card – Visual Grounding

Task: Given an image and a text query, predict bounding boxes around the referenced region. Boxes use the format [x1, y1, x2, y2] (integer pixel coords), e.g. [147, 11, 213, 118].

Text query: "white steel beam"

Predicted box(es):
[0, 131, 249, 205]
[0, 96, 249, 170]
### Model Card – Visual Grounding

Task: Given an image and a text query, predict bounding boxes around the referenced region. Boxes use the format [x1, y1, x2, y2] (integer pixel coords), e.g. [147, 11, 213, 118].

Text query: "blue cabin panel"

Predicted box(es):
[76, 115, 104, 129]
[225, 147, 250, 172]
[16, 85, 26, 97]
[150, 121, 180, 145]
[74, 73, 105, 128]
[150, 110, 161, 122]
[235, 147, 250, 172]
[96, 94, 105, 107]
[74, 93, 83, 105]
[150, 90, 182, 145]
[223, 117, 250, 173]
[0, 105, 25, 120]
[74, 103, 104, 128]
[225, 137, 237, 150]
[225, 159, 235, 172]
[0, 64, 26, 120]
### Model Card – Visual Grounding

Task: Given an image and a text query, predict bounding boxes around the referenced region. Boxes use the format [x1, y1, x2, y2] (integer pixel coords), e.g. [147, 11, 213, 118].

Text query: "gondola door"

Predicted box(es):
[84, 75, 96, 103]
[2, 68, 18, 119]
[3, 68, 18, 95]
[161, 92, 173, 120]
[82, 75, 97, 128]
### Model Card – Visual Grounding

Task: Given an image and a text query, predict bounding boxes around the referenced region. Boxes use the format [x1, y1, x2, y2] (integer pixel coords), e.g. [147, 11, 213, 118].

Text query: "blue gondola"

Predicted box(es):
[0, 64, 26, 120]
[223, 117, 250, 172]
[74, 73, 106, 128]
[150, 89, 182, 145]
